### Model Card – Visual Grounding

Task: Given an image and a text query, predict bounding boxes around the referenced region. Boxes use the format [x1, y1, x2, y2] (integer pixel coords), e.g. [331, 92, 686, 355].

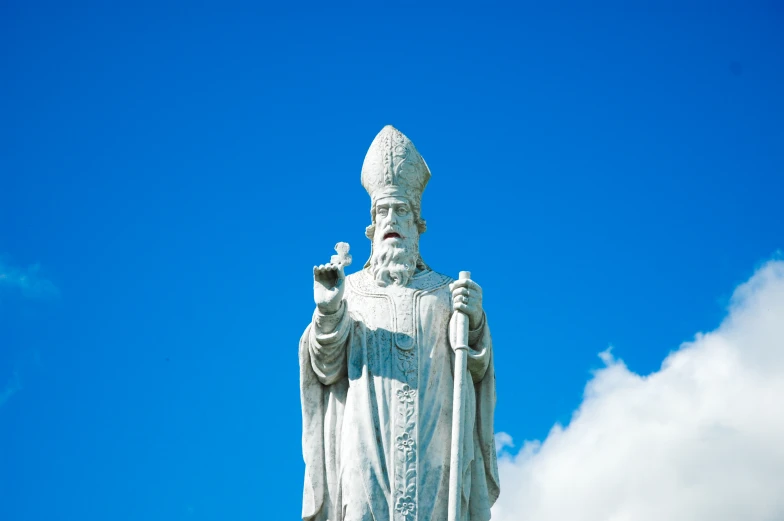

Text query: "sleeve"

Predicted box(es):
[449, 310, 492, 383]
[299, 324, 349, 521]
[309, 300, 352, 385]
[466, 312, 491, 383]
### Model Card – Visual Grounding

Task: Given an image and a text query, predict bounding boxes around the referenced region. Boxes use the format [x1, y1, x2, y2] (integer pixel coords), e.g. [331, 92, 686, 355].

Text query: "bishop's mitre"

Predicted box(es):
[361, 125, 431, 211]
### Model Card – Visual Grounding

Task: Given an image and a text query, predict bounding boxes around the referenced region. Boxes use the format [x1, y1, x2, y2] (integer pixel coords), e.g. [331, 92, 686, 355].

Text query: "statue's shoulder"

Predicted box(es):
[421, 268, 453, 284]
[345, 268, 375, 295]
[346, 269, 370, 285]
[411, 269, 452, 292]
[427, 268, 454, 283]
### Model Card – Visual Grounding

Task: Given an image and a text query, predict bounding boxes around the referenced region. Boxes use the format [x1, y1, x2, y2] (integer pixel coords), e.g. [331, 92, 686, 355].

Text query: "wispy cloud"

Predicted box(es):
[0, 350, 41, 410]
[492, 259, 784, 521]
[0, 371, 22, 408]
[0, 256, 59, 299]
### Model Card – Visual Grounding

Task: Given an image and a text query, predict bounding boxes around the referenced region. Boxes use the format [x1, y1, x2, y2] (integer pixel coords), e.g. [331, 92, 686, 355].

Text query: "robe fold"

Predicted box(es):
[300, 268, 499, 521]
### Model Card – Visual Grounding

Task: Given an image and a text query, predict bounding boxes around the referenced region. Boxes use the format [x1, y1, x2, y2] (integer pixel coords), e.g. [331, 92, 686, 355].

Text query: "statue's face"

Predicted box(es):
[373, 196, 418, 248]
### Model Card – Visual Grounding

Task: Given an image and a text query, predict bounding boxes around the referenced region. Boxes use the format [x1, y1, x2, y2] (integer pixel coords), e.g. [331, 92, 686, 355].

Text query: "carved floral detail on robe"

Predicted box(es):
[394, 383, 417, 521]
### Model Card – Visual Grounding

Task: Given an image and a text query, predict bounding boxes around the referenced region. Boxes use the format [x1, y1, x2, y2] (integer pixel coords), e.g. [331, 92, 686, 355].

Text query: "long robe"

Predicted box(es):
[300, 268, 500, 521]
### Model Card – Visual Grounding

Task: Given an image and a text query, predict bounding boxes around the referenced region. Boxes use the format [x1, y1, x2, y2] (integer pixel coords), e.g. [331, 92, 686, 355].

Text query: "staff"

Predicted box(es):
[448, 270, 471, 521]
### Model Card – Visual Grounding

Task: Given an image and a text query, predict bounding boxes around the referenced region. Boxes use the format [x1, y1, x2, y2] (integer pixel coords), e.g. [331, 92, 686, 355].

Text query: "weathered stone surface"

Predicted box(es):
[300, 126, 499, 521]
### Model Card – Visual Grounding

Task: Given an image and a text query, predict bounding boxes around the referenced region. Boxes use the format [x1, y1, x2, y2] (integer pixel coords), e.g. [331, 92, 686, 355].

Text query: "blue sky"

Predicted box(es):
[1, 3, 783, 520]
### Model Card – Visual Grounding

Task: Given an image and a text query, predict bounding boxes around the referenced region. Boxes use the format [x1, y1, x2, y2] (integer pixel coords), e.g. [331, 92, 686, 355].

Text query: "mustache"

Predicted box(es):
[380, 225, 404, 238]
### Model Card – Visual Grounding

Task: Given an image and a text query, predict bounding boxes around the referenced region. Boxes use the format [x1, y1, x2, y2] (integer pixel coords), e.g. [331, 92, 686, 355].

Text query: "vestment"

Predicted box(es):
[300, 268, 499, 521]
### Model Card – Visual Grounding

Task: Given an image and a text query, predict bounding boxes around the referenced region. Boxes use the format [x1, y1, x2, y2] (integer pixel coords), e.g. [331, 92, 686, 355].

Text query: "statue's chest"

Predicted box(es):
[351, 286, 417, 345]
[346, 270, 452, 383]
[346, 272, 452, 520]
[347, 286, 420, 387]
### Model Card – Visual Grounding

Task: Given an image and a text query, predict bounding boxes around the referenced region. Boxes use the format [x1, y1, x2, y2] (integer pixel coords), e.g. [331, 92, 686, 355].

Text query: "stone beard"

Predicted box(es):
[369, 234, 419, 287]
[299, 126, 499, 521]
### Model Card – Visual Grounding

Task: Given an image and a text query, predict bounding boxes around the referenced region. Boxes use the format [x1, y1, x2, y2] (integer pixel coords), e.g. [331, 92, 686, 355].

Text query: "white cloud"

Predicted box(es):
[0, 256, 58, 299]
[492, 259, 784, 521]
[495, 431, 515, 453]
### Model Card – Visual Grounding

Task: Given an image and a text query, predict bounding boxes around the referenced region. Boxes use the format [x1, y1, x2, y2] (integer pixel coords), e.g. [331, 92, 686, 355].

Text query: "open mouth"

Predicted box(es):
[383, 232, 402, 240]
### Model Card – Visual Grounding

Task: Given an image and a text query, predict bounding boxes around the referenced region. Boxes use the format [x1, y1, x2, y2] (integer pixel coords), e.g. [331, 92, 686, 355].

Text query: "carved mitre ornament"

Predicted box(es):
[361, 125, 431, 211]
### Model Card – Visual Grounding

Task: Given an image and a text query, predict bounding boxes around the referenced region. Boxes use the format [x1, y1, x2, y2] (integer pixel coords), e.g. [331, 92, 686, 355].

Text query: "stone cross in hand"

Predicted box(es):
[314, 242, 352, 315]
[331, 242, 352, 268]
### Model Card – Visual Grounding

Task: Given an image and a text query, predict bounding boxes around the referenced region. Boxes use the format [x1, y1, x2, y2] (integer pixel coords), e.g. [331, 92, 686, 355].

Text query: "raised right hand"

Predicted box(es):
[313, 262, 345, 314]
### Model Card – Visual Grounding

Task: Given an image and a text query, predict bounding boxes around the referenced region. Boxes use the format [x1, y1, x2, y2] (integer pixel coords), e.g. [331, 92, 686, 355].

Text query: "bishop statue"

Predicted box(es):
[299, 126, 500, 521]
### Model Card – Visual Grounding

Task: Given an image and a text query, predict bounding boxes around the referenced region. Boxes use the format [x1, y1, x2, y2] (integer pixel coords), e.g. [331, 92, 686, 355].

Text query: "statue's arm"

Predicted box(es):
[467, 311, 486, 347]
[308, 299, 352, 385]
[449, 309, 491, 383]
[466, 312, 491, 383]
[448, 276, 491, 382]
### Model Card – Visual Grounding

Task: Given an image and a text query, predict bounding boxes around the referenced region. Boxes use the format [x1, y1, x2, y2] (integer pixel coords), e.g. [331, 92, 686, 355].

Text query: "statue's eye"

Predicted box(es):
[397, 207, 409, 215]
[377, 207, 388, 216]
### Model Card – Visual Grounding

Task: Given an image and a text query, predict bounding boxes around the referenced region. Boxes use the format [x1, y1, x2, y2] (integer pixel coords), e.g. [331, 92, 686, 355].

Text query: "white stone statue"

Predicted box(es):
[299, 126, 499, 521]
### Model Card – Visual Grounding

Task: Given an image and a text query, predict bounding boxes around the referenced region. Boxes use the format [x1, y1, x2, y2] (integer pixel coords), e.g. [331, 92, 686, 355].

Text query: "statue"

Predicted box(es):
[299, 125, 500, 521]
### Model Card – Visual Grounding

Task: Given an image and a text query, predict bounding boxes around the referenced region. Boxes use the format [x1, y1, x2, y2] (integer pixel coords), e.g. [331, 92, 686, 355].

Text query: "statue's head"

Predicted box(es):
[361, 126, 430, 286]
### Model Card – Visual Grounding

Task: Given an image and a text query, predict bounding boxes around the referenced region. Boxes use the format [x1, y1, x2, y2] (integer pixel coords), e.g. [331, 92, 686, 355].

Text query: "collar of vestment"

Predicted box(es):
[348, 268, 452, 296]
